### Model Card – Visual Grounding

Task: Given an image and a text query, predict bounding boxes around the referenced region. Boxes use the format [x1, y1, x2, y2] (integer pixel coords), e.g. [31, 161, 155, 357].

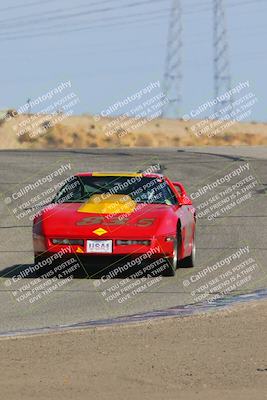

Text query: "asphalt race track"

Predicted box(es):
[0, 147, 266, 335]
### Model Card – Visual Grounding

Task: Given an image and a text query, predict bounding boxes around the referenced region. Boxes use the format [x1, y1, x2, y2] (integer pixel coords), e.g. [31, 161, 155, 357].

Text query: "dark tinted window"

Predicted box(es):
[52, 176, 177, 205]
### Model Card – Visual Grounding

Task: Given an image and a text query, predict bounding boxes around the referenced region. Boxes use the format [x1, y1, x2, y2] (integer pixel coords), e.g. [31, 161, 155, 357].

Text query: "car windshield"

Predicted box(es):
[52, 175, 177, 205]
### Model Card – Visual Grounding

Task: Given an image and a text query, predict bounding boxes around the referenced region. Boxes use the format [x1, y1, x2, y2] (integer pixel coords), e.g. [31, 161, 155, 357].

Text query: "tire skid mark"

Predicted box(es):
[1, 288, 267, 339]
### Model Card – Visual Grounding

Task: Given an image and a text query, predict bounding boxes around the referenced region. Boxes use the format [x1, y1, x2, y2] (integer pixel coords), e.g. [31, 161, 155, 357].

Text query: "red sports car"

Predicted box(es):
[33, 172, 196, 276]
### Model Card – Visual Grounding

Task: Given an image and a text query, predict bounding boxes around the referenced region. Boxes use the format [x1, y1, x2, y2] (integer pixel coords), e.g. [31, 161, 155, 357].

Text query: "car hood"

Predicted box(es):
[40, 201, 178, 238]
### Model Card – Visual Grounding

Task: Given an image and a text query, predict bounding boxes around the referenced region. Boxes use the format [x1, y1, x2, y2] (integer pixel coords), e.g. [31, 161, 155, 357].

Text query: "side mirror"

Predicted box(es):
[172, 181, 192, 205]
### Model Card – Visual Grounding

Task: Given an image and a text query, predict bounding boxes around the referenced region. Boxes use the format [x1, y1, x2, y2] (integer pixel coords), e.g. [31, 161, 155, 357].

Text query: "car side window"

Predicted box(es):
[166, 186, 179, 205]
[158, 181, 178, 205]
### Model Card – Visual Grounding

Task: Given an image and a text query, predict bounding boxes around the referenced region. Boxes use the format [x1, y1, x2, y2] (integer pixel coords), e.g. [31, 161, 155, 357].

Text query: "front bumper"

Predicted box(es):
[33, 234, 175, 258]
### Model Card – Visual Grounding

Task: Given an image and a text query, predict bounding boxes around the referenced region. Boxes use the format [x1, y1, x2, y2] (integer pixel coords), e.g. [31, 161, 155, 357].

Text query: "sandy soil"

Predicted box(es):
[1, 113, 267, 148]
[1, 300, 267, 400]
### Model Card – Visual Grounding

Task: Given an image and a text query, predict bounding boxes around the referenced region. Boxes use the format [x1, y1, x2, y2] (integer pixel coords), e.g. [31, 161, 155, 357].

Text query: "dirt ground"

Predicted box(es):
[0, 300, 267, 400]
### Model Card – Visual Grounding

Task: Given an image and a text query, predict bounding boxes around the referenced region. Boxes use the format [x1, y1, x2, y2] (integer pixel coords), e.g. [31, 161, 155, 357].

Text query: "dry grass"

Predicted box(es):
[0, 113, 267, 149]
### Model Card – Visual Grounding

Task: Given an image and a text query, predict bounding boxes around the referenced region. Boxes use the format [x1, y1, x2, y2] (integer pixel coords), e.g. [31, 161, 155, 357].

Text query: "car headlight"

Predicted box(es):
[116, 240, 151, 246]
[51, 238, 84, 245]
[165, 236, 175, 242]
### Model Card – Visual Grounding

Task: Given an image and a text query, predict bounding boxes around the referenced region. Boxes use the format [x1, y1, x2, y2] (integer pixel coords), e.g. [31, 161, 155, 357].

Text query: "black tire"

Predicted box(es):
[179, 232, 196, 268]
[164, 237, 178, 276]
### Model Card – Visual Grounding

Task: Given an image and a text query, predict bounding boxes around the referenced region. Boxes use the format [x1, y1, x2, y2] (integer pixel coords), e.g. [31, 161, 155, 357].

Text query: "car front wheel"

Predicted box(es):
[164, 237, 178, 276]
[180, 232, 196, 268]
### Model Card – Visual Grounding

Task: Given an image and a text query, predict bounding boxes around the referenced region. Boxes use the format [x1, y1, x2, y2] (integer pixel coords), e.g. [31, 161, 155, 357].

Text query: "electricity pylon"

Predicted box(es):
[161, 0, 183, 118]
[213, 0, 233, 116]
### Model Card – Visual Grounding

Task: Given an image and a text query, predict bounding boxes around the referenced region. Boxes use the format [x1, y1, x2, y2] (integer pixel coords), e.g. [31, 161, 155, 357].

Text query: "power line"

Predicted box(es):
[0, 7, 171, 37]
[0, 0, 54, 13]
[0, 14, 170, 42]
[0, 0, 265, 37]
[0, 0, 168, 29]
[0, 0, 123, 25]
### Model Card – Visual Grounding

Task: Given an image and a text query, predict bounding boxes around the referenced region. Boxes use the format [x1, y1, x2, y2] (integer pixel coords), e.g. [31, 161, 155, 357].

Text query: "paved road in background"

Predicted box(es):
[0, 147, 266, 334]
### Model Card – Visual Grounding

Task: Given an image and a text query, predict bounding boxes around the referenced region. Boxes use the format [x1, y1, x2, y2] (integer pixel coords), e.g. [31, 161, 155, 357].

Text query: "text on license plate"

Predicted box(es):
[86, 240, 112, 254]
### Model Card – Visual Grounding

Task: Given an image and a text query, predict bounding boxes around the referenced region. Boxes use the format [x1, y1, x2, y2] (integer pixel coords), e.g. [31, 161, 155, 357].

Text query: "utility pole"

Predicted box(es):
[27, 98, 32, 115]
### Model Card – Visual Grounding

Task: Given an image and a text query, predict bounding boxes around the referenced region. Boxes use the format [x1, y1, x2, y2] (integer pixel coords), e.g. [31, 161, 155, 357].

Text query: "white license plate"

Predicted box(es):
[86, 240, 113, 254]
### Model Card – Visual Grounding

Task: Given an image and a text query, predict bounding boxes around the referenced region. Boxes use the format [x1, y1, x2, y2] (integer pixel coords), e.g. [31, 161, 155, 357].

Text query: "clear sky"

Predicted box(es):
[0, 0, 266, 121]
